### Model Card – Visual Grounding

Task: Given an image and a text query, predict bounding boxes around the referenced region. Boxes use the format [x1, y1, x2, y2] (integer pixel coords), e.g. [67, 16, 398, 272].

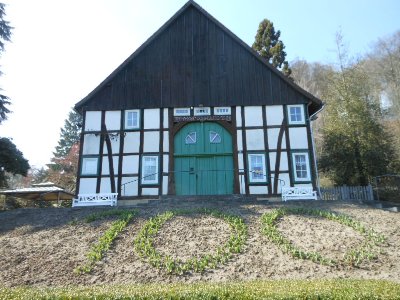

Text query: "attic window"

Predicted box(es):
[287, 105, 305, 125]
[174, 108, 190, 116]
[125, 110, 140, 129]
[194, 107, 210, 116]
[214, 107, 231, 115]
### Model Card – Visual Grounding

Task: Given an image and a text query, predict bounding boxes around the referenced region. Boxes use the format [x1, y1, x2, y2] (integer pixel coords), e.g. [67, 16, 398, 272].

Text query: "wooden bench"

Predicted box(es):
[72, 193, 118, 207]
[281, 187, 317, 201]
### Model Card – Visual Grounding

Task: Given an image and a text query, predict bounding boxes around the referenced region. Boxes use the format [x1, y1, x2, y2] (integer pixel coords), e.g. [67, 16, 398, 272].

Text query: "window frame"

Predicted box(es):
[80, 156, 99, 176]
[291, 151, 312, 183]
[287, 104, 306, 125]
[247, 153, 268, 184]
[185, 132, 197, 144]
[124, 109, 140, 130]
[141, 155, 159, 185]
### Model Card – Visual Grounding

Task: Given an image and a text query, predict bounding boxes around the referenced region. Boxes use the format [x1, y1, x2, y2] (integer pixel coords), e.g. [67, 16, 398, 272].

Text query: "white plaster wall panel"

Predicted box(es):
[289, 127, 309, 149]
[121, 176, 138, 196]
[238, 153, 244, 171]
[267, 128, 286, 150]
[124, 132, 140, 153]
[244, 106, 263, 127]
[84, 111, 101, 131]
[246, 129, 265, 150]
[162, 176, 168, 195]
[82, 134, 100, 155]
[266, 105, 284, 125]
[249, 185, 268, 195]
[122, 155, 139, 174]
[295, 183, 313, 188]
[239, 174, 246, 194]
[269, 151, 288, 171]
[163, 131, 169, 152]
[277, 173, 291, 194]
[163, 108, 169, 128]
[101, 156, 119, 175]
[100, 177, 118, 193]
[144, 109, 160, 129]
[103, 135, 120, 154]
[237, 130, 243, 151]
[105, 111, 121, 130]
[236, 106, 242, 127]
[142, 188, 159, 196]
[79, 178, 97, 194]
[163, 155, 169, 173]
[143, 131, 160, 152]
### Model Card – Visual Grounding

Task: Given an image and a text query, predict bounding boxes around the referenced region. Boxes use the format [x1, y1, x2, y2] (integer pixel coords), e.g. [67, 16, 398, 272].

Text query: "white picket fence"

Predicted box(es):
[320, 185, 374, 201]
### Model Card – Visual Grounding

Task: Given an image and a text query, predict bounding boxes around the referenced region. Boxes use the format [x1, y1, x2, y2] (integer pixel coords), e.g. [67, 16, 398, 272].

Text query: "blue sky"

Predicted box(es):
[1, 0, 399, 168]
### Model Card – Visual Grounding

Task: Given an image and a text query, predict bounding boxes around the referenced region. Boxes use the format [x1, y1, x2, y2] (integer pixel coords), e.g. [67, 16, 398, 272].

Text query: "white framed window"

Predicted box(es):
[81, 157, 99, 175]
[141, 156, 159, 185]
[125, 110, 140, 129]
[209, 131, 221, 144]
[291, 152, 311, 182]
[194, 107, 210, 116]
[214, 107, 231, 115]
[287, 105, 305, 125]
[248, 153, 267, 183]
[185, 132, 197, 144]
[174, 108, 191, 116]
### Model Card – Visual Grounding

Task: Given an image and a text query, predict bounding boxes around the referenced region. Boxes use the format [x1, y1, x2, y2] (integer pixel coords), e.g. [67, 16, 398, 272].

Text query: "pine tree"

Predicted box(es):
[252, 19, 292, 77]
[53, 110, 82, 158]
[0, 2, 12, 124]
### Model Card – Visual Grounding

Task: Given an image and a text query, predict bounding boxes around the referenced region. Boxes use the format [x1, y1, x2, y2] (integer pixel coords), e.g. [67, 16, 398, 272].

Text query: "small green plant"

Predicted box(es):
[74, 209, 138, 274]
[260, 207, 386, 267]
[134, 208, 248, 275]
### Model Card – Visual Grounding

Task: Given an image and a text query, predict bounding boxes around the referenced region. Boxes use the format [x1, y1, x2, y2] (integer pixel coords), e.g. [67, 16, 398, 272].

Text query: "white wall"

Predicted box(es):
[265, 105, 283, 125]
[267, 128, 286, 150]
[163, 131, 169, 152]
[85, 111, 101, 131]
[101, 156, 119, 175]
[162, 176, 168, 195]
[121, 176, 138, 196]
[79, 178, 97, 194]
[289, 127, 309, 149]
[163, 108, 169, 128]
[100, 177, 118, 193]
[105, 111, 121, 130]
[142, 188, 159, 196]
[246, 129, 264, 150]
[249, 185, 268, 194]
[122, 155, 139, 174]
[244, 106, 263, 127]
[103, 135, 120, 154]
[143, 131, 160, 152]
[236, 106, 242, 127]
[144, 109, 160, 129]
[82, 134, 100, 155]
[124, 132, 140, 153]
[269, 151, 288, 172]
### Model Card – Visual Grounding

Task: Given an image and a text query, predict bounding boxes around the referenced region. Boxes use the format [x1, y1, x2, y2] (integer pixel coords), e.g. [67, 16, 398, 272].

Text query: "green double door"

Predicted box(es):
[174, 122, 234, 195]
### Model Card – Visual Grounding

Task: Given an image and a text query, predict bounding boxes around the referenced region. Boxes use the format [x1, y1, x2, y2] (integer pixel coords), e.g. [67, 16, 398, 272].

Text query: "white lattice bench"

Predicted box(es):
[72, 193, 118, 207]
[281, 187, 317, 201]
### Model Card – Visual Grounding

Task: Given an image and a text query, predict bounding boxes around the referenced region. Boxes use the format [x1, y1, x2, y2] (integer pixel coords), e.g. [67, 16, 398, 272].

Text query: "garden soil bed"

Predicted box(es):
[0, 200, 399, 287]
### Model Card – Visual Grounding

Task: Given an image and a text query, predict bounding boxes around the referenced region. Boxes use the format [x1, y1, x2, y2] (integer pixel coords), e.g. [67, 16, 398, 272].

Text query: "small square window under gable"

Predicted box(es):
[125, 110, 140, 129]
[287, 105, 305, 125]
[194, 107, 210, 116]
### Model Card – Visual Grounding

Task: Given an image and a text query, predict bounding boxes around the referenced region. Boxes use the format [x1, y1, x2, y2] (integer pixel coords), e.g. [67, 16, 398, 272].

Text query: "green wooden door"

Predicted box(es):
[174, 122, 234, 195]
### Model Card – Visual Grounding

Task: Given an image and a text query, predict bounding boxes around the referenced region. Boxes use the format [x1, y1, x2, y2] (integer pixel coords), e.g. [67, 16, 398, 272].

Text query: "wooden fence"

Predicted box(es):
[320, 185, 374, 201]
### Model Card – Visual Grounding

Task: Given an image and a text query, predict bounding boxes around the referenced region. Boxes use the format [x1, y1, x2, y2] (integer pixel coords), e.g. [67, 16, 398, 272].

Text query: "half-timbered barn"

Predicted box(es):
[73, 0, 323, 205]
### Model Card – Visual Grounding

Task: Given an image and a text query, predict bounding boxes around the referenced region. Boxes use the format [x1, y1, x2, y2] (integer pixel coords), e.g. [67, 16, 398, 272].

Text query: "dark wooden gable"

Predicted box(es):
[75, 1, 322, 114]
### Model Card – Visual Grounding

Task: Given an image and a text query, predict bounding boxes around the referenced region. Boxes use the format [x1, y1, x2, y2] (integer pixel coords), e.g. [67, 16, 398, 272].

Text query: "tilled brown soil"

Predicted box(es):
[0, 200, 399, 287]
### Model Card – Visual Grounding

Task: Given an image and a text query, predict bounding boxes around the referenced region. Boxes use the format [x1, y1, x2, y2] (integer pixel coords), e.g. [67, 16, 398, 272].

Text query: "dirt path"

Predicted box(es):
[0, 200, 398, 287]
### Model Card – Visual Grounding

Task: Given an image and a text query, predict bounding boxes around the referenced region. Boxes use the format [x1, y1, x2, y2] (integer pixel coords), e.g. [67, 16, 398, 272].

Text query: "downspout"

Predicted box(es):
[308, 103, 325, 199]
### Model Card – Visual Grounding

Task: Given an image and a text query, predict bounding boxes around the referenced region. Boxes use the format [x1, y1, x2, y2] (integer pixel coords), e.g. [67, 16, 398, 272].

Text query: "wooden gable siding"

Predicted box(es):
[77, 4, 318, 113]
